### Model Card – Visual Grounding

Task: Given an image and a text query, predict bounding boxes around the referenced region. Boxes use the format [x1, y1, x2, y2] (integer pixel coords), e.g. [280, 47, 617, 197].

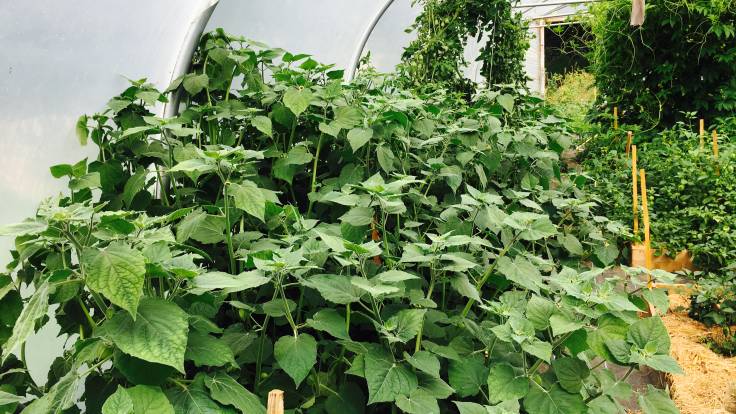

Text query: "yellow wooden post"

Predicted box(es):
[626, 131, 633, 157]
[614, 106, 619, 130]
[699, 119, 705, 149]
[632, 145, 639, 235]
[640, 169, 652, 274]
[267, 390, 284, 414]
[713, 129, 720, 176]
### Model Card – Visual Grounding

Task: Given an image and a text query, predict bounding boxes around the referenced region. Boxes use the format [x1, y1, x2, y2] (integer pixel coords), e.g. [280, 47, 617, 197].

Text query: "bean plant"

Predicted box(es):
[0, 30, 681, 413]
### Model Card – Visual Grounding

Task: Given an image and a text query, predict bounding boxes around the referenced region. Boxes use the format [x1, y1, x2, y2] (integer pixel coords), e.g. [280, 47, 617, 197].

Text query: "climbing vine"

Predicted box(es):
[400, 0, 530, 95]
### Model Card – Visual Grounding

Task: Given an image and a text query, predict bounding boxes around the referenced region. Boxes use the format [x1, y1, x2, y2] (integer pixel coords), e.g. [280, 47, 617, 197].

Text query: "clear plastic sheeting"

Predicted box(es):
[0, 0, 216, 384]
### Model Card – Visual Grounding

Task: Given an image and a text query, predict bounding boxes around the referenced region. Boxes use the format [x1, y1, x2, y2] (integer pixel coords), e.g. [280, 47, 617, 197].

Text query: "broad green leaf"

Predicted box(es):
[104, 385, 174, 414]
[496, 256, 543, 293]
[102, 298, 189, 373]
[102, 386, 133, 414]
[168, 159, 215, 182]
[340, 206, 374, 226]
[448, 356, 487, 398]
[307, 309, 350, 340]
[631, 354, 683, 374]
[69, 172, 101, 191]
[0, 219, 47, 237]
[283, 87, 313, 117]
[185, 331, 236, 367]
[552, 357, 590, 393]
[347, 128, 373, 152]
[497, 94, 515, 112]
[453, 401, 488, 414]
[274, 333, 317, 387]
[304, 274, 362, 304]
[76, 114, 89, 145]
[374, 270, 419, 283]
[192, 270, 270, 295]
[123, 169, 147, 207]
[333, 106, 362, 129]
[376, 145, 396, 173]
[2, 282, 49, 363]
[549, 314, 583, 336]
[182, 73, 209, 95]
[384, 309, 426, 343]
[364, 348, 417, 404]
[82, 243, 146, 317]
[526, 295, 556, 330]
[0, 390, 25, 406]
[637, 385, 679, 414]
[587, 314, 629, 362]
[523, 384, 586, 414]
[22, 368, 82, 414]
[205, 372, 266, 414]
[522, 338, 552, 362]
[627, 317, 670, 354]
[559, 234, 584, 255]
[165, 374, 222, 414]
[395, 389, 439, 414]
[351, 277, 399, 297]
[450, 275, 481, 302]
[251, 115, 272, 137]
[176, 210, 226, 244]
[230, 181, 266, 222]
[404, 351, 440, 378]
[319, 121, 342, 137]
[487, 363, 529, 403]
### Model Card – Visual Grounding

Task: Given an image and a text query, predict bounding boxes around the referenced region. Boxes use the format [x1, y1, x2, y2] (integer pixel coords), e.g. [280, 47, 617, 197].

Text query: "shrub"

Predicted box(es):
[0, 31, 679, 413]
[545, 71, 597, 125]
[588, 0, 736, 128]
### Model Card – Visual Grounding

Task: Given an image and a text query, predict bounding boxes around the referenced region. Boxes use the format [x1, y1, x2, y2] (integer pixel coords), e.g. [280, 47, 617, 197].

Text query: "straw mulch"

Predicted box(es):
[663, 293, 736, 414]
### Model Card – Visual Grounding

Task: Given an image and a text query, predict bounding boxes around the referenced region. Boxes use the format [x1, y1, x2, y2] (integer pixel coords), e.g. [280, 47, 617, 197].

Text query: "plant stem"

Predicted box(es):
[222, 180, 236, 274]
[306, 133, 324, 218]
[461, 233, 520, 317]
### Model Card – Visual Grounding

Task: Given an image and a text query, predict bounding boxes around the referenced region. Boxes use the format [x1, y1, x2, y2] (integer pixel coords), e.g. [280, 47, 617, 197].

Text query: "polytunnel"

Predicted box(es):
[0, 0, 593, 390]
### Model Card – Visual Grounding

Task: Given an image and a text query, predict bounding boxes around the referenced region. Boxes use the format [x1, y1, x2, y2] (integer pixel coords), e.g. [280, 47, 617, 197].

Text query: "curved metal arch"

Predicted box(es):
[346, 0, 397, 82]
[162, 0, 220, 118]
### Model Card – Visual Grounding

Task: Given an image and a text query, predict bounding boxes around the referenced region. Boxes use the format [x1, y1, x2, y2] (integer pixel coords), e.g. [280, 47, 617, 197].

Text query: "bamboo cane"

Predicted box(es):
[639, 169, 652, 275]
[614, 106, 619, 130]
[699, 119, 705, 149]
[713, 129, 720, 176]
[632, 145, 639, 235]
[267, 390, 284, 414]
[626, 131, 633, 157]
[639, 168, 657, 316]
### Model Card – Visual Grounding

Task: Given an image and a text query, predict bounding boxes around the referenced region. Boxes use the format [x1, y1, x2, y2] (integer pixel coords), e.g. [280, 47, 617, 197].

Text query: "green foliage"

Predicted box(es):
[545, 71, 597, 126]
[400, 0, 529, 95]
[588, 0, 736, 128]
[688, 266, 736, 355]
[583, 121, 736, 272]
[0, 29, 679, 412]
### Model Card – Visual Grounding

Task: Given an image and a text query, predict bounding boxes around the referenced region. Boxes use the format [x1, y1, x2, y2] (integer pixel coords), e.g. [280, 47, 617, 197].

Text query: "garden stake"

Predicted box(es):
[712, 129, 720, 176]
[699, 118, 705, 149]
[626, 131, 632, 157]
[613, 106, 619, 130]
[631, 145, 638, 234]
[639, 169, 657, 316]
[267, 389, 284, 414]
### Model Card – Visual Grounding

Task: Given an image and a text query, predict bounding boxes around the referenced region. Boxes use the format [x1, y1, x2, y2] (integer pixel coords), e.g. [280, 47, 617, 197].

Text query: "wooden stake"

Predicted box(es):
[713, 129, 720, 176]
[699, 119, 705, 149]
[626, 131, 633, 157]
[632, 145, 639, 235]
[613, 106, 619, 130]
[639, 169, 652, 273]
[267, 390, 284, 414]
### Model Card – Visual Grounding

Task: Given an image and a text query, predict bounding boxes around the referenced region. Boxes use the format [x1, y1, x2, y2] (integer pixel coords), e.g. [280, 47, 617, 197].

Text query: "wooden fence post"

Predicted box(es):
[626, 131, 633, 157]
[613, 106, 619, 130]
[631, 145, 638, 235]
[267, 389, 284, 414]
[712, 129, 720, 176]
[699, 118, 705, 149]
